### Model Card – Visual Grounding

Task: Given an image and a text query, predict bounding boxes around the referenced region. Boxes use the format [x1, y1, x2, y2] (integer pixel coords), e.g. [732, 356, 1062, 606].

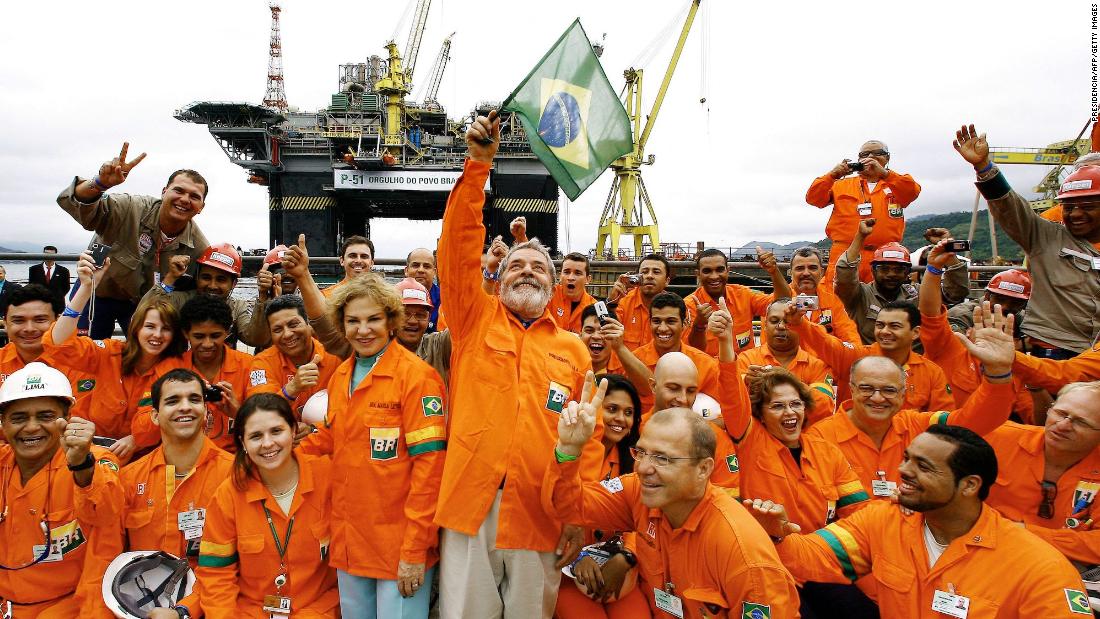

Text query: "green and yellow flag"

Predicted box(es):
[502, 19, 632, 200]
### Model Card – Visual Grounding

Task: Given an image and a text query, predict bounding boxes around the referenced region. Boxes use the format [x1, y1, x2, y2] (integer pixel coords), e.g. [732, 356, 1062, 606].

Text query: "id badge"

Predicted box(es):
[857, 203, 873, 217]
[871, 479, 897, 497]
[931, 589, 970, 618]
[654, 588, 684, 618]
[31, 542, 63, 563]
[182, 525, 204, 540]
[1092, 257, 1100, 271]
[1, 600, 10, 619]
[262, 594, 292, 615]
[178, 509, 206, 530]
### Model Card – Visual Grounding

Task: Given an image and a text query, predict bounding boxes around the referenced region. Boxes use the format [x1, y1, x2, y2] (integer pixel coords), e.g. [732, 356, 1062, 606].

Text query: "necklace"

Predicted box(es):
[267, 480, 298, 499]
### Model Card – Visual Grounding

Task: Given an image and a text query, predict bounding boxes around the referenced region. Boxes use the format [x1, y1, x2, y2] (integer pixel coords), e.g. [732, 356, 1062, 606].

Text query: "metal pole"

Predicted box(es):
[967, 189, 981, 243]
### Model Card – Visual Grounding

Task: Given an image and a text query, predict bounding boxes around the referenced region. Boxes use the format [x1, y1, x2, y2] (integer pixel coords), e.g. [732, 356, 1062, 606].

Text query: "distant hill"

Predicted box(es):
[814, 210, 1024, 261]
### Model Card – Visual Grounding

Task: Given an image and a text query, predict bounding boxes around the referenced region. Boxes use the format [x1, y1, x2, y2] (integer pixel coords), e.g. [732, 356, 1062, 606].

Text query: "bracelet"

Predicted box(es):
[555, 447, 579, 463]
[160, 282, 175, 293]
[925, 265, 943, 276]
[174, 605, 192, 619]
[282, 385, 294, 400]
[482, 268, 498, 282]
[67, 454, 95, 472]
[975, 162, 993, 174]
[982, 368, 1013, 380]
[61, 307, 82, 318]
[91, 176, 110, 191]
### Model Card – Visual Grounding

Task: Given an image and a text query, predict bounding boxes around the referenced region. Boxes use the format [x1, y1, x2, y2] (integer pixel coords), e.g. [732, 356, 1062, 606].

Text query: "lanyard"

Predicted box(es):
[262, 503, 295, 560]
[0, 463, 53, 570]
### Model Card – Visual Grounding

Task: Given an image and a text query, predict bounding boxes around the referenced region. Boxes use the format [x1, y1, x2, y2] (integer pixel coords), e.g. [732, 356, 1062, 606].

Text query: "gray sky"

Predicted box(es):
[1, 0, 1092, 256]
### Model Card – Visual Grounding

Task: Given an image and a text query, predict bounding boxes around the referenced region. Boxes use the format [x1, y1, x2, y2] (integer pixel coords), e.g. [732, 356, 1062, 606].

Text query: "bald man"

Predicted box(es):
[405, 247, 442, 332]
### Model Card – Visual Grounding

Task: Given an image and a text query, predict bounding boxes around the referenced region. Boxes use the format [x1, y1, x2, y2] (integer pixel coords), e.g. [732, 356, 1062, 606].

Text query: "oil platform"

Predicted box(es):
[174, 1, 559, 258]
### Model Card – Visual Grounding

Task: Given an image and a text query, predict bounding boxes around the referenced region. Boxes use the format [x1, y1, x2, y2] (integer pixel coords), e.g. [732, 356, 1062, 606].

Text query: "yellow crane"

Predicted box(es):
[374, 0, 432, 156]
[595, 0, 702, 258]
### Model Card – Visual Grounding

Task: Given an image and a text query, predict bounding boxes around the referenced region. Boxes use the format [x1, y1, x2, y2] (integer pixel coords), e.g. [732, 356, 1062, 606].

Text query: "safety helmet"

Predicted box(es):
[563, 542, 638, 602]
[102, 551, 196, 618]
[871, 243, 911, 266]
[692, 392, 722, 421]
[264, 245, 290, 268]
[985, 269, 1031, 300]
[301, 389, 328, 425]
[0, 362, 75, 408]
[1056, 166, 1100, 201]
[395, 278, 433, 308]
[197, 243, 243, 277]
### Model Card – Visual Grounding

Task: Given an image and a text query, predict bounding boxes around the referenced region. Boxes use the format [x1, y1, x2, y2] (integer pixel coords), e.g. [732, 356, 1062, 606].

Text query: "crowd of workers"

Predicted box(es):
[2, 112, 1100, 619]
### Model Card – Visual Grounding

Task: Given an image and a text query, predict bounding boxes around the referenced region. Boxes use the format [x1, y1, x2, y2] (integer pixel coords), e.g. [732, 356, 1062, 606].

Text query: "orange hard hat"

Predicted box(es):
[1057, 167, 1100, 201]
[395, 277, 433, 307]
[986, 269, 1031, 300]
[264, 245, 290, 267]
[197, 243, 242, 276]
[871, 242, 911, 265]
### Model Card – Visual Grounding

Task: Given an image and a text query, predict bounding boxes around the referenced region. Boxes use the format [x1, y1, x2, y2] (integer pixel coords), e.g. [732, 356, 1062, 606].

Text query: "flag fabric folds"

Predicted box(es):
[502, 19, 632, 201]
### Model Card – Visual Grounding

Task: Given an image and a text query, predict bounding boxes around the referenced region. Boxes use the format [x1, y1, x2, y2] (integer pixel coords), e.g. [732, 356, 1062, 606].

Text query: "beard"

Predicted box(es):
[500, 277, 552, 317]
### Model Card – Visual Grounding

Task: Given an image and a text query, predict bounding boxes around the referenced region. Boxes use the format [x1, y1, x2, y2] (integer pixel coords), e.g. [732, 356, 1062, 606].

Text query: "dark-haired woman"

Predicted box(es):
[197, 393, 338, 618]
[556, 374, 652, 619]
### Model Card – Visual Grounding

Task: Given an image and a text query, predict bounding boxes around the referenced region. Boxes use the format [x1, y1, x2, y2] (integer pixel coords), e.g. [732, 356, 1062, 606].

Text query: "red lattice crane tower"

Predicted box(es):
[262, 2, 288, 112]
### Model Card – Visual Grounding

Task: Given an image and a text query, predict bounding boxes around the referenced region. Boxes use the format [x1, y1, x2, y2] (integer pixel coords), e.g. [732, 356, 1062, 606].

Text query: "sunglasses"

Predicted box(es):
[1038, 481, 1057, 519]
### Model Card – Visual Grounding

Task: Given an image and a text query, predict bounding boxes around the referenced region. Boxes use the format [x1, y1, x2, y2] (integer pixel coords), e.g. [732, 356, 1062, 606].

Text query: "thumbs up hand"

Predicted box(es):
[707, 297, 733, 340]
[286, 353, 323, 399]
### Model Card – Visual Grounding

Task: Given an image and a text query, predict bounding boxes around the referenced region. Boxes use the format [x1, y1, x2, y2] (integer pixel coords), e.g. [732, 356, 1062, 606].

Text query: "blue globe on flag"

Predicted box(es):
[538, 91, 584, 148]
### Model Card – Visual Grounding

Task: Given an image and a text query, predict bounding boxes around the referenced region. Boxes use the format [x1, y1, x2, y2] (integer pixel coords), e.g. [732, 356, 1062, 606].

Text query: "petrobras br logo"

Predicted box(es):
[545, 381, 570, 413]
[369, 427, 400, 461]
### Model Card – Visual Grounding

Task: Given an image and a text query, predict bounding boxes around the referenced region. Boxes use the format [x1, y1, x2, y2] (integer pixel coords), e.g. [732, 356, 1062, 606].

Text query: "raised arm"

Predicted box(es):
[834, 219, 874, 304]
[57, 142, 147, 233]
[52, 251, 106, 344]
[787, 304, 860, 381]
[602, 317, 653, 398]
[805, 160, 851, 207]
[711, 298, 752, 440]
[953, 124, 1041, 250]
[758, 246, 793, 300]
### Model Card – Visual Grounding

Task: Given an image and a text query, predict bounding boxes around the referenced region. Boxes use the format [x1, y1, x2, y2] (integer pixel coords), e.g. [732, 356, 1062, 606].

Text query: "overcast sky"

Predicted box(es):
[1, 0, 1092, 256]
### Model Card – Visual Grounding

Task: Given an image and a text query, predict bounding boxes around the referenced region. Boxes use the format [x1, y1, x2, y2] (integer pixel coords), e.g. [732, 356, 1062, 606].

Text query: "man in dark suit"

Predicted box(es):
[28, 245, 71, 313]
[0, 264, 22, 319]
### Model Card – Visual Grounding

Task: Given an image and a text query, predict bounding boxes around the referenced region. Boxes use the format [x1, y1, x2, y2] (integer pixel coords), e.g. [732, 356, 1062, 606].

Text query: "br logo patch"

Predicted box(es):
[369, 427, 400, 461]
[421, 396, 444, 417]
[545, 381, 570, 413]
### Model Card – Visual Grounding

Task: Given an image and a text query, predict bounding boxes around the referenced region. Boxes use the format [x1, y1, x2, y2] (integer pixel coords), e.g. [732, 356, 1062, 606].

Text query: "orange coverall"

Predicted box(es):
[547, 283, 596, 334]
[1, 340, 96, 421]
[683, 284, 771, 357]
[180, 346, 253, 451]
[736, 346, 837, 424]
[627, 342, 719, 418]
[985, 422, 1100, 565]
[1012, 344, 1100, 392]
[543, 460, 800, 619]
[612, 287, 656, 353]
[299, 344, 447, 577]
[247, 338, 341, 416]
[805, 380, 1015, 495]
[798, 286, 861, 345]
[197, 454, 338, 618]
[793, 318, 954, 411]
[0, 446, 123, 618]
[435, 159, 600, 552]
[806, 171, 921, 283]
[775, 501, 1090, 618]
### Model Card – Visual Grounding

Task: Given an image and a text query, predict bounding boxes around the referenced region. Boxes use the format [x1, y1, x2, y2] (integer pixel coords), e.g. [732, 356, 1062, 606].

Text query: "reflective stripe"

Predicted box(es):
[407, 440, 446, 456]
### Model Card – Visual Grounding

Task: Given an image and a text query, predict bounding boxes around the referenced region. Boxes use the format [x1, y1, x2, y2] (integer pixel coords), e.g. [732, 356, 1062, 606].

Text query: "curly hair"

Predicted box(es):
[326, 272, 404, 335]
[747, 367, 814, 421]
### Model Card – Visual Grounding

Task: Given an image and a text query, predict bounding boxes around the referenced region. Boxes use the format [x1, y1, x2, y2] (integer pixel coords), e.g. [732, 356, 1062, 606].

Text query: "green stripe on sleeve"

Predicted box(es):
[814, 528, 858, 582]
[836, 490, 870, 508]
[407, 440, 446, 457]
[198, 553, 239, 568]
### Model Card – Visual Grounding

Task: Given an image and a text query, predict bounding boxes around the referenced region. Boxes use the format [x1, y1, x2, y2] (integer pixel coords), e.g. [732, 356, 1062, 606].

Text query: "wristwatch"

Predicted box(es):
[618, 549, 638, 567]
[174, 605, 192, 618]
[67, 454, 95, 472]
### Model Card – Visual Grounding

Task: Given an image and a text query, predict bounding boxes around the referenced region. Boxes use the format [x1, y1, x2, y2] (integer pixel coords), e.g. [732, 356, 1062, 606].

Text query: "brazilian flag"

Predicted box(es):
[502, 19, 632, 200]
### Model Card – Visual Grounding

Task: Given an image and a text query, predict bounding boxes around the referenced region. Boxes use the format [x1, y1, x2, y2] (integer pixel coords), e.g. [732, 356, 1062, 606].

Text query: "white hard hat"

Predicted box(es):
[102, 550, 196, 618]
[0, 362, 75, 408]
[301, 389, 329, 425]
[692, 392, 722, 420]
[562, 542, 637, 602]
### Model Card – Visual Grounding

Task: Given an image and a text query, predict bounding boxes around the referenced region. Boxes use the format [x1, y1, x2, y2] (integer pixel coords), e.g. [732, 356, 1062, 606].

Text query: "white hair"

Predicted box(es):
[496, 238, 556, 282]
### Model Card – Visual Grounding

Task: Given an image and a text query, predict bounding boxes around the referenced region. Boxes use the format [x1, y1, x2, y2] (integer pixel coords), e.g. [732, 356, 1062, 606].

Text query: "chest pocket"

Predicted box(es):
[872, 557, 913, 593]
[237, 532, 266, 555]
[473, 325, 515, 389]
[124, 508, 156, 532]
[682, 587, 729, 617]
[1050, 252, 1098, 288]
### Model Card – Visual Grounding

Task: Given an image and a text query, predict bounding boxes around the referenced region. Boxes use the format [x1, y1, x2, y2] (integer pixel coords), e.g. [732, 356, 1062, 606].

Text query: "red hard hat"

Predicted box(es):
[985, 269, 1031, 300]
[264, 245, 290, 267]
[197, 243, 242, 277]
[872, 242, 911, 265]
[1057, 166, 1100, 201]
[395, 278, 432, 308]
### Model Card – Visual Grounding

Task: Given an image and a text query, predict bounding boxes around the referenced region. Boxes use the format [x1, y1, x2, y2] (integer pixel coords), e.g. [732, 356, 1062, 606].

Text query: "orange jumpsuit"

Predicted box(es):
[805, 380, 1015, 496]
[800, 286, 861, 345]
[612, 288, 655, 353]
[794, 318, 954, 411]
[683, 285, 771, 357]
[435, 159, 600, 552]
[543, 460, 800, 619]
[775, 501, 1090, 618]
[121, 437, 233, 612]
[0, 446, 123, 618]
[806, 170, 921, 283]
[736, 346, 837, 424]
[920, 309, 1034, 423]
[1, 340, 99, 422]
[247, 339, 341, 418]
[985, 422, 1100, 565]
[197, 454, 338, 618]
[628, 342, 719, 418]
[180, 346, 254, 451]
[299, 344, 446, 577]
[547, 283, 596, 334]
[719, 362, 868, 531]
[1012, 344, 1100, 392]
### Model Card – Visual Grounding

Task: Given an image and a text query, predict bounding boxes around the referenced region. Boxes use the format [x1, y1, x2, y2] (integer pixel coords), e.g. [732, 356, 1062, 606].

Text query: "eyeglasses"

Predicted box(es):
[853, 384, 902, 399]
[629, 447, 698, 467]
[1038, 481, 1057, 519]
[1062, 202, 1100, 214]
[858, 149, 889, 158]
[766, 400, 806, 414]
[1047, 408, 1100, 432]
